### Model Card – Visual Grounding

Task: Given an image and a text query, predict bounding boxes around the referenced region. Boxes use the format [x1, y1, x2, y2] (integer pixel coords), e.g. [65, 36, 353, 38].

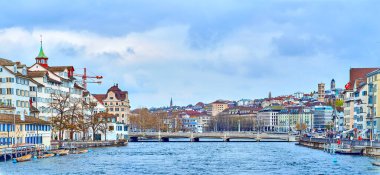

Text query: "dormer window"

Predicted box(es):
[22, 67, 27, 75]
[13, 65, 17, 73]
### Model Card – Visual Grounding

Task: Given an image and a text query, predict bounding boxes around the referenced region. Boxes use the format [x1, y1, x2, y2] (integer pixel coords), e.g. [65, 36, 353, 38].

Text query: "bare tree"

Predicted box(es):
[66, 97, 82, 140]
[88, 112, 111, 141]
[50, 92, 70, 142]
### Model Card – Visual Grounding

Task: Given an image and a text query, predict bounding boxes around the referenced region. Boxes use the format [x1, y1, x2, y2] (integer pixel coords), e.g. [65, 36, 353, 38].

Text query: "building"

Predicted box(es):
[312, 106, 333, 131]
[27, 42, 82, 122]
[367, 69, 380, 140]
[94, 84, 131, 124]
[88, 113, 128, 141]
[318, 83, 325, 102]
[343, 89, 355, 130]
[353, 82, 369, 136]
[0, 58, 43, 116]
[237, 99, 254, 107]
[0, 112, 51, 148]
[210, 100, 229, 116]
[342, 68, 378, 132]
[218, 106, 259, 132]
[278, 106, 313, 133]
[257, 105, 283, 132]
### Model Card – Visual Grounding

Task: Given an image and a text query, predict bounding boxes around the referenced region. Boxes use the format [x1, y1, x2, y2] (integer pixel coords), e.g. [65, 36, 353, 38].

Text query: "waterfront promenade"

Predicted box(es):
[299, 137, 380, 156]
[129, 132, 297, 142]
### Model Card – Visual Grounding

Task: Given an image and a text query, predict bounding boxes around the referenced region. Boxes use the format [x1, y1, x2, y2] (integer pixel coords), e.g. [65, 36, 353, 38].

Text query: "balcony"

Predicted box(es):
[344, 97, 354, 102]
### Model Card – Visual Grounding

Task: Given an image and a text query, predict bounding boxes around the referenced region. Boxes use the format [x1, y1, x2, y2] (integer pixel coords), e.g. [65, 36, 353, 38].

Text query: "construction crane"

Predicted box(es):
[73, 68, 103, 90]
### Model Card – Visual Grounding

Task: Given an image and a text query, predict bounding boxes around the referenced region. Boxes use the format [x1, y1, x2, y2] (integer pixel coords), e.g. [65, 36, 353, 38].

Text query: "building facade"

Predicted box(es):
[313, 106, 333, 131]
[278, 106, 313, 133]
[257, 105, 283, 132]
[94, 84, 131, 124]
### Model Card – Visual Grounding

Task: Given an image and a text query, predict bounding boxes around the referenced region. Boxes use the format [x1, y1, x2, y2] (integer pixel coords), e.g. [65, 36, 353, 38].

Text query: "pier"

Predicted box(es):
[298, 137, 380, 156]
[0, 144, 48, 162]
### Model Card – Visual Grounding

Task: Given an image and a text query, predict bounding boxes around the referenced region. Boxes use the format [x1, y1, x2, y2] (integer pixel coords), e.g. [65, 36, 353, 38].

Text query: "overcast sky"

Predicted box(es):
[0, 0, 379, 108]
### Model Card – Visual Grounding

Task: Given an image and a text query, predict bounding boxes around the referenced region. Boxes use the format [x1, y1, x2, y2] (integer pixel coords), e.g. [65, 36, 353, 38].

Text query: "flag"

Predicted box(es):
[345, 82, 351, 90]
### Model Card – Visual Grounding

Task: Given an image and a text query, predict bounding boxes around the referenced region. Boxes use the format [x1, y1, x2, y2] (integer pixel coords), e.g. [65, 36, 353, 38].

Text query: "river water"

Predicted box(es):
[0, 140, 379, 175]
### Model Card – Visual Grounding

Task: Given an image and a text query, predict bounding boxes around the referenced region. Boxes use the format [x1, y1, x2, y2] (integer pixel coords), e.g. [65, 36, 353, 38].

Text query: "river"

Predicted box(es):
[0, 140, 379, 175]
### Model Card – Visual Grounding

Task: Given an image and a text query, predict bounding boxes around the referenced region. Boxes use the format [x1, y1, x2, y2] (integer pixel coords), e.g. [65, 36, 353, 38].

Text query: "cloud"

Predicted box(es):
[1, 1, 380, 108]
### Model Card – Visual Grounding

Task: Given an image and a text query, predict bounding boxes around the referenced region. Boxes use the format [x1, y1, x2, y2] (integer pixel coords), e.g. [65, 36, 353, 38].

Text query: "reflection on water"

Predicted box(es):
[0, 140, 379, 175]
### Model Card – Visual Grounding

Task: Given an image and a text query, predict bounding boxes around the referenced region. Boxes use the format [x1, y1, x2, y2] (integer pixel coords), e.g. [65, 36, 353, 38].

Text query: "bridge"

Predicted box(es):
[128, 132, 298, 142]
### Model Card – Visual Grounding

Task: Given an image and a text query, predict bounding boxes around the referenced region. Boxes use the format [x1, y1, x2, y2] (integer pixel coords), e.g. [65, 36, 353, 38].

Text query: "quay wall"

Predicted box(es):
[299, 137, 380, 157]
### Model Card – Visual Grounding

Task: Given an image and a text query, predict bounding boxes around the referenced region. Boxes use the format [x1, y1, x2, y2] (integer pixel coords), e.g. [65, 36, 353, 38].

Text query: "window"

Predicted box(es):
[109, 126, 114, 131]
[110, 97, 114, 100]
[115, 108, 119, 111]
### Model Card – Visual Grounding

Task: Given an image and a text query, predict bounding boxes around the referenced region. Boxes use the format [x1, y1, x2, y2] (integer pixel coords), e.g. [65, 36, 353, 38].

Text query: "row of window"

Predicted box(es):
[0, 124, 15, 131]
[108, 107, 126, 112]
[16, 100, 30, 108]
[16, 89, 30, 97]
[0, 77, 15, 83]
[0, 137, 16, 145]
[25, 124, 51, 131]
[0, 136, 43, 145]
[0, 88, 14, 95]
[104, 102, 126, 106]
[116, 125, 128, 131]
[16, 77, 30, 85]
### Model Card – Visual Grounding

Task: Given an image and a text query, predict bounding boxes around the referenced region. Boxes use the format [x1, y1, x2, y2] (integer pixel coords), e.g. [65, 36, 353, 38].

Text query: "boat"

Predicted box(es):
[38, 153, 55, 159]
[79, 149, 88, 154]
[13, 154, 32, 163]
[335, 147, 363, 155]
[372, 162, 380, 166]
[54, 150, 70, 156]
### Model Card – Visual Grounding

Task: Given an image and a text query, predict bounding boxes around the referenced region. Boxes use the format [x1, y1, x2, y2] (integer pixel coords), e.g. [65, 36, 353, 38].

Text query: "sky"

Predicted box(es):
[0, 0, 380, 108]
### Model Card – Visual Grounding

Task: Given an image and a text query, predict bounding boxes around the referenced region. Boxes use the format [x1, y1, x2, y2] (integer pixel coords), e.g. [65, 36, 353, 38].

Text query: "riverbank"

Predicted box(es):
[298, 137, 380, 157]
[50, 140, 128, 149]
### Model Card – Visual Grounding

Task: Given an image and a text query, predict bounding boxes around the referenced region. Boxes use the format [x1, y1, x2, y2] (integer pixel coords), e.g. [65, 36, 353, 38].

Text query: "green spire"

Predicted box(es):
[37, 36, 47, 58]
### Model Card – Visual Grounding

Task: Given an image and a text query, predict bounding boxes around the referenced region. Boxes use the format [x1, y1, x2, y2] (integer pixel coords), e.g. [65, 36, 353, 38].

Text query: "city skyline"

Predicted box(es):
[1, 1, 380, 108]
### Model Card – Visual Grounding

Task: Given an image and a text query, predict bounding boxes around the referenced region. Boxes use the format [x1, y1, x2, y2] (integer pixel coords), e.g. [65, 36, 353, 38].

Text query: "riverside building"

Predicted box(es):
[93, 84, 131, 124]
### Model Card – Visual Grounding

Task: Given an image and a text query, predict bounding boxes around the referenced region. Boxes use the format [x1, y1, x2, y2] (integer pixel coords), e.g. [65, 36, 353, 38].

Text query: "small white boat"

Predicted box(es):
[372, 162, 380, 166]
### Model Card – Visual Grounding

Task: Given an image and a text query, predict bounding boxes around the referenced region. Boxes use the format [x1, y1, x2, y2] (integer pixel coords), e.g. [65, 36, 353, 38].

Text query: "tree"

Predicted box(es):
[50, 92, 71, 142]
[66, 98, 82, 140]
[87, 112, 110, 141]
[335, 99, 344, 107]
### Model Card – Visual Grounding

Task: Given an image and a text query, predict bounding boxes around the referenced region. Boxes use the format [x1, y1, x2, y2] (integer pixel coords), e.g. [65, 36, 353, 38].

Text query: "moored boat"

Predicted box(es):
[335, 147, 363, 155]
[79, 149, 88, 154]
[53, 150, 69, 156]
[372, 162, 380, 166]
[38, 153, 55, 159]
[13, 154, 32, 163]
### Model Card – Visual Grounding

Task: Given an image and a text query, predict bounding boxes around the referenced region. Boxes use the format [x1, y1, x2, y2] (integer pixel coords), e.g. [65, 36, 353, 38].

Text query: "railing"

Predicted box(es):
[300, 137, 380, 147]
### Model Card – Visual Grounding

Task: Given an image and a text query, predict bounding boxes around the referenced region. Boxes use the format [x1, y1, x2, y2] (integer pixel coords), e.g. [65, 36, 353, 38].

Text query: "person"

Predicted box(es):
[337, 139, 341, 145]
[358, 136, 362, 141]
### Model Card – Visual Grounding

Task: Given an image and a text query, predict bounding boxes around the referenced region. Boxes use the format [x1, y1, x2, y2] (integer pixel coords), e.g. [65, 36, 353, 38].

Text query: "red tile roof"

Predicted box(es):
[349, 68, 379, 90]
[93, 94, 106, 104]
[107, 85, 128, 101]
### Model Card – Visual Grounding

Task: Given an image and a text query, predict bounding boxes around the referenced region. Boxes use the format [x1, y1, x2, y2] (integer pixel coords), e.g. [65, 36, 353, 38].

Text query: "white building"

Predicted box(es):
[353, 83, 369, 134]
[257, 106, 283, 132]
[0, 59, 43, 116]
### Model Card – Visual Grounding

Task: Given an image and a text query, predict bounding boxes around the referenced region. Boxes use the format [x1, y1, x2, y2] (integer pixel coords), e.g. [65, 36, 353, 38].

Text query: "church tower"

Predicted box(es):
[35, 36, 49, 68]
[331, 79, 336, 90]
